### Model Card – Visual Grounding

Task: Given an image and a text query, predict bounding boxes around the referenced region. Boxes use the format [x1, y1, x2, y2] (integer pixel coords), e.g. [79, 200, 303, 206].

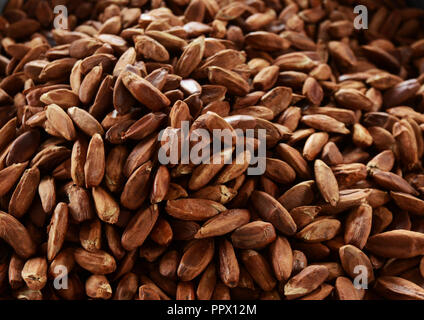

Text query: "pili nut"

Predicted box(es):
[74, 248, 117, 274]
[71, 138, 87, 187]
[374, 276, 424, 300]
[166, 198, 227, 221]
[370, 169, 419, 195]
[335, 276, 364, 300]
[265, 158, 296, 185]
[192, 185, 237, 205]
[284, 265, 329, 300]
[67, 107, 104, 137]
[296, 218, 341, 243]
[188, 159, 229, 191]
[0, 212, 36, 258]
[80, 219, 102, 252]
[84, 133, 105, 188]
[269, 236, 293, 281]
[339, 245, 374, 283]
[67, 184, 95, 222]
[121, 204, 159, 251]
[176, 36, 205, 78]
[303, 77, 323, 106]
[47, 202, 69, 261]
[302, 115, 350, 135]
[390, 191, 424, 216]
[334, 88, 374, 111]
[290, 206, 320, 229]
[123, 112, 167, 140]
[344, 203, 372, 249]
[114, 272, 138, 300]
[138, 284, 161, 300]
[196, 263, 217, 300]
[303, 132, 328, 161]
[314, 159, 339, 206]
[176, 281, 196, 300]
[122, 70, 170, 111]
[21, 257, 48, 291]
[366, 230, 424, 258]
[250, 191, 297, 235]
[208, 66, 250, 96]
[135, 35, 169, 62]
[150, 217, 173, 247]
[240, 249, 276, 292]
[274, 52, 318, 71]
[104, 145, 127, 193]
[195, 209, 250, 238]
[328, 41, 357, 68]
[45, 104, 76, 141]
[0, 162, 28, 197]
[215, 150, 251, 184]
[299, 283, 334, 300]
[231, 221, 276, 249]
[6, 130, 40, 166]
[38, 176, 56, 213]
[92, 186, 120, 224]
[40, 89, 79, 109]
[177, 238, 214, 281]
[120, 161, 153, 210]
[332, 163, 368, 188]
[246, 31, 290, 51]
[85, 275, 112, 300]
[9, 166, 40, 218]
[278, 180, 315, 211]
[151, 165, 171, 204]
[218, 239, 240, 288]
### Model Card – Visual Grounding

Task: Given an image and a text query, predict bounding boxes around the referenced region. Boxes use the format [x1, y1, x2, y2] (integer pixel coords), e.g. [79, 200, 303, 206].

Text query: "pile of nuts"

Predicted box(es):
[1, 0, 424, 300]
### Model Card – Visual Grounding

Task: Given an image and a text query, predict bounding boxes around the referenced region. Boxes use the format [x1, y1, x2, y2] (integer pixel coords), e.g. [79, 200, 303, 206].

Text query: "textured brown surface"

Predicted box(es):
[0, 0, 424, 301]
